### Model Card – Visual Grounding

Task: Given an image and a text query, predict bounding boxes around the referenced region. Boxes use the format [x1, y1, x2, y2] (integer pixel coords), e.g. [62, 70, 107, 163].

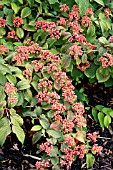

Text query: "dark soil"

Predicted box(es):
[0, 82, 113, 170]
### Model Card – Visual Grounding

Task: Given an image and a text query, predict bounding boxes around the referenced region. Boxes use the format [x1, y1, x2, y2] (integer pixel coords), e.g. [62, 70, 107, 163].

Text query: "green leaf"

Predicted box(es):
[84, 62, 98, 78]
[34, 107, 42, 116]
[95, 105, 104, 111]
[0, 73, 7, 85]
[71, 67, 83, 79]
[31, 125, 42, 131]
[23, 24, 36, 31]
[94, 0, 104, 6]
[50, 146, 58, 157]
[54, 81, 61, 91]
[102, 107, 112, 115]
[32, 131, 42, 144]
[6, 74, 17, 85]
[50, 121, 62, 131]
[104, 115, 111, 128]
[109, 111, 113, 118]
[96, 67, 110, 83]
[78, 0, 89, 17]
[98, 37, 108, 44]
[105, 78, 113, 87]
[12, 124, 25, 144]
[87, 25, 95, 37]
[24, 89, 32, 102]
[16, 28, 24, 39]
[0, 27, 6, 38]
[10, 108, 23, 126]
[82, 54, 87, 64]
[100, 21, 108, 33]
[47, 129, 62, 138]
[0, 117, 11, 146]
[51, 157, 59, 165]
[52, 165, 60, 170]
[35, 0, 42, 3]
[21, 7, 31, 18]
[62, 55, 71, 68]
[18, 0, 23, 4]
[27, 0, 34, 7]
[75, 131, 86, 143]
[17, 80, 30, 90]
[11, 3, 20, 14]
[39, 118, 50, 129]
[86, 153, 95, 168]
[98, 112, 104, 128]
[16, 92, 24, 106]
[6, 13, 13, 26]
[92, 108, 98, 123]
[0, 64, 11, 74]
[48, 0, 59, 4]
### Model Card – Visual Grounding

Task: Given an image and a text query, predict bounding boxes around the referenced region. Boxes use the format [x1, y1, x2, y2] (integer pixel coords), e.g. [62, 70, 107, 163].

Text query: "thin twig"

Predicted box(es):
[23, 154, 41, 160]
[97, 136, 111, 140]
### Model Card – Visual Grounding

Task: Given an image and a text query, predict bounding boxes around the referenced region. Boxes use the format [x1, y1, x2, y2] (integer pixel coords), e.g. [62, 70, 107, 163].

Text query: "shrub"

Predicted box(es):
[0, 0, 113, 169]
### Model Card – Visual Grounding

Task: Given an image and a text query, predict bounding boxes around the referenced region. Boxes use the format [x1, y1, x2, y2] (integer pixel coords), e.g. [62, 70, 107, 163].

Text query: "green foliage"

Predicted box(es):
[86, 153, 95, 169]
[92, 105, 113, 128]
[0, 0, 112, 169]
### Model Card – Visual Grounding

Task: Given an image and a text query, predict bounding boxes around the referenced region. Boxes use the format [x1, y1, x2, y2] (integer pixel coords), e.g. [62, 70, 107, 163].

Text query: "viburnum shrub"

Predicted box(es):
[0, 0, 113, 169]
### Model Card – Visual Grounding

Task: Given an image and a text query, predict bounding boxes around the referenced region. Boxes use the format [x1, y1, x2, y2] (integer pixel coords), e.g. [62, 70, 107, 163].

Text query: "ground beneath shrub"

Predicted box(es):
[0, 82, 113, 170]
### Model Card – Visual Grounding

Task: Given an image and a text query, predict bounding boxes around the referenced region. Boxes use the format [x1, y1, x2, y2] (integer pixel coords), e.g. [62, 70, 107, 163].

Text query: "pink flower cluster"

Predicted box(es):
[12, 43, 42, 65]
[4, 82, 17, 104]
[109, 36, 113, 43]
[38, 50, 61, 63]
[0, 17, 5, 27]
[69, 44, 83, 60]
[64, 135, 75, 147]
[87, 132, 97, 143]
[77, 61, 90, 72]
[60, 143, 86, 169]
[85, 8, 94, 16]
[81, 16, 92, 27]
[62, 119, 74, 133]
[60, 4, 70, 12]
[69, 11, 80, 21]
[38, 78, 52, 92]
[7, 30, 18, 39]
[36, 91, 60, 104]
[23, 69, 32, 80]
[72, 102, 86, 128]
[72, 102, 85, 115]
[47, 62, 58, 74]
[32, 60, 44, 72]
[103, 8, 112, 18]
[36, 20, 61, 39]
[74, 145, 86, 158]
[92, 144, 103, 155]
[13, 17, 23, 27]
[40, 140, 53, 155]
[56, 17, 67, 26]
[35, 159, 50, 170]
[68, 21, 83, 35]
[59, 135, 87, 168]
[0, 45, 9, 54]
[53, 70, 77, 104]
[99, 53, 113, 68]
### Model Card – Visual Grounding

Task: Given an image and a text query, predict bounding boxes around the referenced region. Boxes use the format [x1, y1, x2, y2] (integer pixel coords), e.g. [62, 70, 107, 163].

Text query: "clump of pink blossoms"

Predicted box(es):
[0, 45, 9, 54]
[0, 17, 6, 27]
[4, 82, 18, 104]
[13, 17, 23, 27]
[99, 53, 113, 68]
[60, 4, 70, 12]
